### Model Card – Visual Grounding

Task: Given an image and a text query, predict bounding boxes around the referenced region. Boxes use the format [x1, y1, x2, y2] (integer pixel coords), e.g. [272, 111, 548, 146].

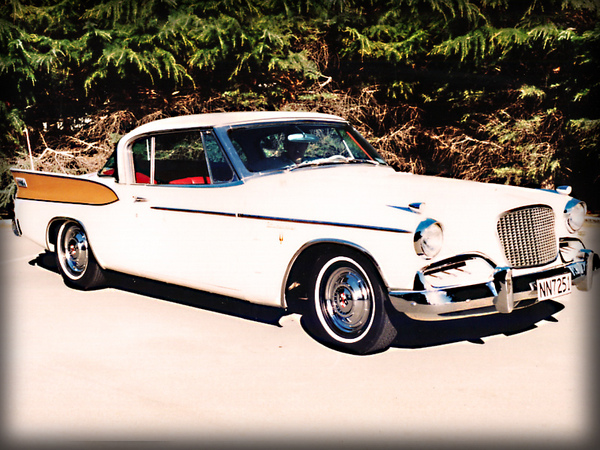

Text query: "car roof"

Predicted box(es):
[127, 111, 347, 136]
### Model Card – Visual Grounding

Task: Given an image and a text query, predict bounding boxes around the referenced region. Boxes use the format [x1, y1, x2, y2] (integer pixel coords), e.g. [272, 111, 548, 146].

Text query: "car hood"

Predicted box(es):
[245, 163, 567, 221]
[242, 164, 571, 262]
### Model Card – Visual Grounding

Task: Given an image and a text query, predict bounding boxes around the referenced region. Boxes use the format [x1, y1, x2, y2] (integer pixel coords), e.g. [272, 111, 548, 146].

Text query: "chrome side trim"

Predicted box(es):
[151, 206, 236, 217]
[239, 213, 411, 234]
[387, 205, 417, 214]
[150, 206, 411, 234]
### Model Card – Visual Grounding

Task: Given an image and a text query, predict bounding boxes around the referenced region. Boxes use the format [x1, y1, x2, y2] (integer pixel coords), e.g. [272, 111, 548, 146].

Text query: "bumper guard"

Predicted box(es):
[389, 250, 598, 321]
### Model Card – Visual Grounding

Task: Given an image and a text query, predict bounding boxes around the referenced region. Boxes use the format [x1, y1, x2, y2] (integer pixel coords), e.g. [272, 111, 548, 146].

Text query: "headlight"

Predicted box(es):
[414, 219, 443, 258]
[564, 199, 586, 233]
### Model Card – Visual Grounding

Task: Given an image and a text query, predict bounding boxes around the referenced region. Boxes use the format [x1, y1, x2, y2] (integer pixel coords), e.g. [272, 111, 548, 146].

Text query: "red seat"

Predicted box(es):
[169, 176, 210, 185]
[135, 172, 152, 184]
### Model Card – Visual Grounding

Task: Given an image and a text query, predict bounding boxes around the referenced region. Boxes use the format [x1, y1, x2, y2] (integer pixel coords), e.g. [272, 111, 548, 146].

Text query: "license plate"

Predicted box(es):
[537, 273, 572, 301]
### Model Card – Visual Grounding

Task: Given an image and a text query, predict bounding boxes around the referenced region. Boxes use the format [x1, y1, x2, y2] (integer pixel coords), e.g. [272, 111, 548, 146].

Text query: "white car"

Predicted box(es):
[11, 111, 598, 353]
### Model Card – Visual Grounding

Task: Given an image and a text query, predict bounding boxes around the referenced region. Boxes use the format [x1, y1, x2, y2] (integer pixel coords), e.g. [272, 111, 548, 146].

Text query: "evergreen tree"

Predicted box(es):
[1, 0, 599, 213]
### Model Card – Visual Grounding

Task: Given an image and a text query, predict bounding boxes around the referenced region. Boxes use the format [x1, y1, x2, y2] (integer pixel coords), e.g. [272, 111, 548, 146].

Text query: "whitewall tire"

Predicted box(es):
[306, 251, 397, 354]
[56, 221, 106, 290]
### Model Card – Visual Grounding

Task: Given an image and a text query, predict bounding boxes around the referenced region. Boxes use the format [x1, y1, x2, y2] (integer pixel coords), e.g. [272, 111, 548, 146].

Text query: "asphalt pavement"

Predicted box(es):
[1, 219, 598, 448]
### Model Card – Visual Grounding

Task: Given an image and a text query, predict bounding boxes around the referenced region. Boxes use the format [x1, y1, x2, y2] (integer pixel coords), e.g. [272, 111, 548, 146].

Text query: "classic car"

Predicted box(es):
[11, 111, 598, 354]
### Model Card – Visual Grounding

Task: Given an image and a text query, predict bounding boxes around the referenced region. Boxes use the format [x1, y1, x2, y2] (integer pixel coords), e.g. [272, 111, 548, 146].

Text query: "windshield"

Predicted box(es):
[228, 122, 386, 173]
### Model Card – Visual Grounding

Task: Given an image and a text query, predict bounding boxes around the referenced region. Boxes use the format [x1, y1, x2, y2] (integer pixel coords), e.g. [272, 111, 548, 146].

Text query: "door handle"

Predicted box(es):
[133, 196, 148, 203]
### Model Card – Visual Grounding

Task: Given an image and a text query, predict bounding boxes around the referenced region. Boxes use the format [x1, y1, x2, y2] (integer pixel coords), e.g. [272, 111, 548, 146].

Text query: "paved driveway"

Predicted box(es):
[1, 220, 598, 447]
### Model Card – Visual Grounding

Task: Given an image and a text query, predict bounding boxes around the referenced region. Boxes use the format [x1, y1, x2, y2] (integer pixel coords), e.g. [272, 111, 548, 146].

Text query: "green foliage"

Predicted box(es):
[562, 118, 600, 206]
[1, 0, 599, 215]
[0, 156, 18, 213]
[485, 110, 564, 187]
[518, 85, 546, 101]
[3, 0, 598, 113]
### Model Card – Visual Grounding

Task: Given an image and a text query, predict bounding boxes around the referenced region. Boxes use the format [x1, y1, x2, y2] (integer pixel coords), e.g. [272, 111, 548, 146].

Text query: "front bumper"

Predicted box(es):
[389, 249, 598, 321]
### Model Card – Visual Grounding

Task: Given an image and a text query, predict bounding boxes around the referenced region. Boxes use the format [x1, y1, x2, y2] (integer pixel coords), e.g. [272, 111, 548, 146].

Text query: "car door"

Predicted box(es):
[124, 129, 247, 296]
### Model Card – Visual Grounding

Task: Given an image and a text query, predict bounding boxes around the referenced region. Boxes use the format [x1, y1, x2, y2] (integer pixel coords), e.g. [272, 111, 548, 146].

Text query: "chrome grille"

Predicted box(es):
[497, 205, 557, 268]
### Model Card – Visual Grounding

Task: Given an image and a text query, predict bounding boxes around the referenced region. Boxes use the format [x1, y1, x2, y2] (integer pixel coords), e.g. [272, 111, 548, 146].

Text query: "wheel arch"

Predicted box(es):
[46, 217, 102, 267]
[46, 217, 70, 252]
[282, 239, 388, 312]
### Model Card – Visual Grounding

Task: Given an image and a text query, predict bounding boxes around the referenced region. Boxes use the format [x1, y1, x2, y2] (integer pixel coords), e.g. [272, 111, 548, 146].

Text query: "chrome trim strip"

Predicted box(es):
[238, 213, 410, 234]
[141, 180, 245, 188]
[150, 206, 410, 234]
[151, 206, 237, 217]
[387, 205, 417, 214]
[387, 203, 426, 214]
[12, 196, 119, 207]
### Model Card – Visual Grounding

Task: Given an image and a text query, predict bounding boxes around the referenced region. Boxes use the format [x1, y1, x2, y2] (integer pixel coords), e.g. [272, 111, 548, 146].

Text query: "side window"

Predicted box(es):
[131, 130, 235, 185]
[131, 137, 152, 183]
[155, 132, 209, 185]
[203, 132, 236, 184]
[98, 147, 119, 181]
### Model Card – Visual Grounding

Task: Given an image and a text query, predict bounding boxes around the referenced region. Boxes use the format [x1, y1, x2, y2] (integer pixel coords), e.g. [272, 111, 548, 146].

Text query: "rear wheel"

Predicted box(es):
[56, 221, 106, 289]
[305, 251, 397, 354]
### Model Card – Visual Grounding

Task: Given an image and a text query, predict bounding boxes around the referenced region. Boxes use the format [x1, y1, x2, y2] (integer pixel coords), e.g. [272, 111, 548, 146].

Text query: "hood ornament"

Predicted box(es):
[409, 202, 426, 214]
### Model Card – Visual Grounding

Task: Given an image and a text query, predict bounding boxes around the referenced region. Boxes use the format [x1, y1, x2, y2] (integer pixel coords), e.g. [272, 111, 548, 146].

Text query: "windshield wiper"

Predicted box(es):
[292, 155, 348, 169]
[346, 158, 380, 165]
[291, 155, 384, 170]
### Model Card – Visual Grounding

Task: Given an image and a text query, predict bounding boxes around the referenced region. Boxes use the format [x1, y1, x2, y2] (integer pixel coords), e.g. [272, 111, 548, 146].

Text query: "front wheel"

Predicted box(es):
[305, 251, 397, 354]
[56, 221, 106, 290]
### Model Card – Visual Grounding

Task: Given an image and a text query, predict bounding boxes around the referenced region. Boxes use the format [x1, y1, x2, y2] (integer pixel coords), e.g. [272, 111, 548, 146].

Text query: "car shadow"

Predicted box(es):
[30, 251, 286, 326]
[31, 250, 565, 350]
[387, 301, 564, 349]
[296, 300, 564, 354]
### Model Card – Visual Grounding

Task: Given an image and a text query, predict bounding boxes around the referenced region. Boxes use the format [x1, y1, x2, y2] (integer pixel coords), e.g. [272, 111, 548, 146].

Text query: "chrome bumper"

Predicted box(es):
[389, 250, 598, 321]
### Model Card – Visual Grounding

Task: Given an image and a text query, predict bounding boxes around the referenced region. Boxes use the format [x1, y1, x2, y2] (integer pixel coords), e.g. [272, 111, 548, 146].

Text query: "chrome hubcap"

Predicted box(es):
[320, 265, 373, 338]
[60, 225, 88, 278]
